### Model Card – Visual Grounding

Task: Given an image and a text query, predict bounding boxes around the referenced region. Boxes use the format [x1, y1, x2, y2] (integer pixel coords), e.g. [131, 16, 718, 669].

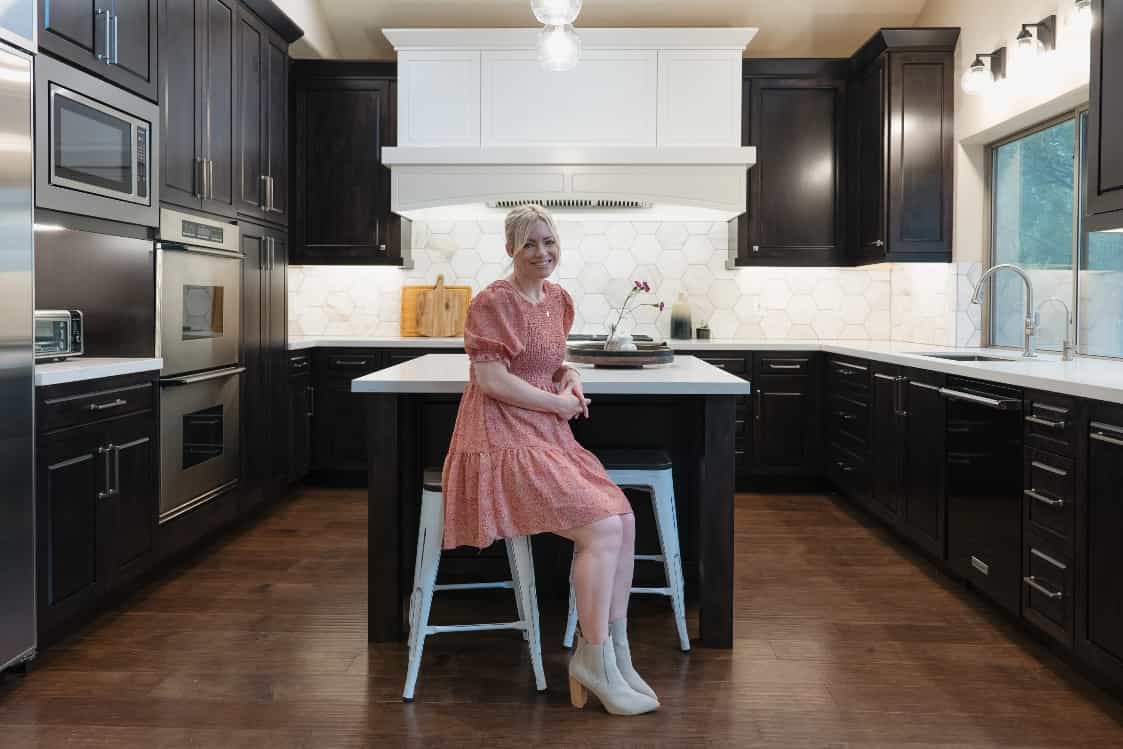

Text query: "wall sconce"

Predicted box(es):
[961, 47, 1007, 94]
[1016, 14, 1057, 57]
[1073, 0, 1093, 32]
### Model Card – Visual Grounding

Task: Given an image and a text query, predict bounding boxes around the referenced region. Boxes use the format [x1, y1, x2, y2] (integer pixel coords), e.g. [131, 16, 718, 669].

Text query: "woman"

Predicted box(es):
[441, 204, 659, 716]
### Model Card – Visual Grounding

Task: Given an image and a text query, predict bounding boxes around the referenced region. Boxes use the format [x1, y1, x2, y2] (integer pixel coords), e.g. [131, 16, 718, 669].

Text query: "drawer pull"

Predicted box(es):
[1024, 489, 1065, 508]
[1024, 576, 1063, 600]
[834, 361, 867, 373]
[1031, 460, 1069, 478]
[971, 556, 989, 575]
[88, 398, 127, 412]
[1025, 415, 1066, 430]
[1090, 422, 1123, 448]
[96, 444, 116, 500]
[835, 460, 854, 473]
[873, 373, 897, 382]
[768, 363, 803, 370]
[1030, 547, 1068, 571]
[834, 411, 857, 422]
[333, 358, 370, 366]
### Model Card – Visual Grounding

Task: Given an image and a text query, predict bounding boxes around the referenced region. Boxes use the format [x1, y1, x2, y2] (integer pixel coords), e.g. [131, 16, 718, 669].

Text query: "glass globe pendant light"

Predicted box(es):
[531, 0, 582, 26]
[1073, 0, 1093, 33]
[960, 57, 991, 94]
[537, 24, 582, 71]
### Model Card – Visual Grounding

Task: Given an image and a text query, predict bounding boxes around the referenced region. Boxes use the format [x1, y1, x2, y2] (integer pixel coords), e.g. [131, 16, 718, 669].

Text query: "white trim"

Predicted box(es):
[382, 146, 755, 166]
[382, 27, 758, 51]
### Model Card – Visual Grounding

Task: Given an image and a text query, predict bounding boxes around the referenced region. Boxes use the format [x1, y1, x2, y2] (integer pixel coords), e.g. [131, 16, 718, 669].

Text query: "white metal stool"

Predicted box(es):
[404, 469, 547, 701]
[563, 449, 691, 652]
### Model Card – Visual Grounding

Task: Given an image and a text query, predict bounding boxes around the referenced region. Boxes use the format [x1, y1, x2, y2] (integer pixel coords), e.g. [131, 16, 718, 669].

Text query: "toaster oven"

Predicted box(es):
[34, 310, 84, 362]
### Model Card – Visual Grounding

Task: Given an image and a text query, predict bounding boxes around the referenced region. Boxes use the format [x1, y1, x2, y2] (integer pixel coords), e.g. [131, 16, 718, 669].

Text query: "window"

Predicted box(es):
[989, 111, 1123, 359]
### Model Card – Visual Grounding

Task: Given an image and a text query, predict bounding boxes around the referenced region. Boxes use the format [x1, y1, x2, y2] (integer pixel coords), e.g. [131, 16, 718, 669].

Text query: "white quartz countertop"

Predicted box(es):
[351, 354, 753, 395]
[35, 357, 164, 387]
[305, 335, 1123, 405]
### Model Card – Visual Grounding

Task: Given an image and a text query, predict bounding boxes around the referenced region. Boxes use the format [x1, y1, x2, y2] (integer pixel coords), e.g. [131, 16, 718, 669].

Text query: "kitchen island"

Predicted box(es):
[353, 353, 752, 648]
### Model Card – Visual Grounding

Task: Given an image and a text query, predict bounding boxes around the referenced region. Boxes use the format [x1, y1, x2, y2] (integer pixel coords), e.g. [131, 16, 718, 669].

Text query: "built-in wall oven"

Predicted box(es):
[157, 208, 242, 522]
[34, 55, 159, 227]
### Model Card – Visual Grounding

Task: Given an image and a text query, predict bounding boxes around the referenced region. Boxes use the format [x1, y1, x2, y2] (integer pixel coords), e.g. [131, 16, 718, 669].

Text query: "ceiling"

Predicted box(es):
[314, 0, 932, 60]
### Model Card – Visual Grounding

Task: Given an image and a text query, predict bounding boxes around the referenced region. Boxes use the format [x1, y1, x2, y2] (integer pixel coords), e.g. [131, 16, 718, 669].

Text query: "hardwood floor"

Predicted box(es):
[1, 486, 1121, 747]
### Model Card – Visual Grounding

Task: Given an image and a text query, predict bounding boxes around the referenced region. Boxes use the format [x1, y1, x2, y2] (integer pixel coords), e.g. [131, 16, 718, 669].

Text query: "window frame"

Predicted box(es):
[984, 107, 1086, 355]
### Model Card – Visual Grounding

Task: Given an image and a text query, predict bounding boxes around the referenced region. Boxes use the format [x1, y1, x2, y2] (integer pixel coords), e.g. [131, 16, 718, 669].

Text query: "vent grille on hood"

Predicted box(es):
[488, 198, 653, 211]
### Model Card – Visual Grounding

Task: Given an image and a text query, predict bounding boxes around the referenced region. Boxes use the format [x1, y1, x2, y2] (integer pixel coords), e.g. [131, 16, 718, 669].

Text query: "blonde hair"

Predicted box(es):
[504, 203, 561, 260]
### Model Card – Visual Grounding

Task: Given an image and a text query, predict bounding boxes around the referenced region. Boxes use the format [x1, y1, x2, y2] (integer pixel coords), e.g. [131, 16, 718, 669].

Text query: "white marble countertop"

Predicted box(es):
[351, 354, 753, 395]
[306, 335, 1123, 405]
[35, 357, 164, 387]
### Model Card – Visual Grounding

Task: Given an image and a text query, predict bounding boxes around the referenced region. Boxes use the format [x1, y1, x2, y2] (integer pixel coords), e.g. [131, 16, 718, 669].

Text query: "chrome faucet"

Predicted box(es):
[1037, 296, 1076, 361]
[970, 263, 1037, 358]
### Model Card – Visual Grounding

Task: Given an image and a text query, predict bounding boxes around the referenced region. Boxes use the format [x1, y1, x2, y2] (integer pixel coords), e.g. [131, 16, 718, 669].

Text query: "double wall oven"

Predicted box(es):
[157, 208, 243, 522]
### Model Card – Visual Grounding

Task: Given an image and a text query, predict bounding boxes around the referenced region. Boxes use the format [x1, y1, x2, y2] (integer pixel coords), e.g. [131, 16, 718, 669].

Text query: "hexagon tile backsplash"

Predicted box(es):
[288, 219, 960, 344]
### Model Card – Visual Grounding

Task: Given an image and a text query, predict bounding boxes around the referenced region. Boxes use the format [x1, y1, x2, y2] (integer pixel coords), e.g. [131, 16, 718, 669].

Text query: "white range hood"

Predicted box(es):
[381, 28, 758, 222]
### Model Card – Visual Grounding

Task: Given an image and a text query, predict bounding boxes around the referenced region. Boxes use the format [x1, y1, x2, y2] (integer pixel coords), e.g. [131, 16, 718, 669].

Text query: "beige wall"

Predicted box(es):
[915, 0, 1092, 346]
[274, 0, 339, 58]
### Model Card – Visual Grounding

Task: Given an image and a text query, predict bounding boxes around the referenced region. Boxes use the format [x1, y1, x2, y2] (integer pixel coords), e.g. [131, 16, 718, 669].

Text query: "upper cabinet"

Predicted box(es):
[1087, 0, 1123, 231]
[235, 6, 289, 226]
[291, 61, 399, 265]
[159, 0, 237, 217]
[39, 0, 159, 101]
[737, 62, 847, 266]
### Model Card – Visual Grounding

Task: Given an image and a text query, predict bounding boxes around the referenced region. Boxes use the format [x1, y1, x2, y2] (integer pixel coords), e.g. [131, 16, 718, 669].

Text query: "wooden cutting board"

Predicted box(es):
[400, 275, 471, 337]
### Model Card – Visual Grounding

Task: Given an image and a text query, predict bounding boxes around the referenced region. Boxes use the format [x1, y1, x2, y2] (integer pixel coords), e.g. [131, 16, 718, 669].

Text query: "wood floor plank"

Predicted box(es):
[1, 487, 1120, 747]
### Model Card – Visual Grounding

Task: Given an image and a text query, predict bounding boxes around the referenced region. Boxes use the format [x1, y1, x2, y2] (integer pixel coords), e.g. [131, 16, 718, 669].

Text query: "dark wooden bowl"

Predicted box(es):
[565, 342, 675, 368]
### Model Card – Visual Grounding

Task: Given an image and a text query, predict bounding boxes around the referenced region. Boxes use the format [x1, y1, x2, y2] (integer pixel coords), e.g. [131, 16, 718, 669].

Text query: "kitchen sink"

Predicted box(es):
[920, 353, 1013, 362]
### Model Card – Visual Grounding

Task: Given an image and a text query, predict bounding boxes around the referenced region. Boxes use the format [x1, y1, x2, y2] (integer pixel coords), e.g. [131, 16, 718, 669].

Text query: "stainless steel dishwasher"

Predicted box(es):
[941, 377, 1025, 615]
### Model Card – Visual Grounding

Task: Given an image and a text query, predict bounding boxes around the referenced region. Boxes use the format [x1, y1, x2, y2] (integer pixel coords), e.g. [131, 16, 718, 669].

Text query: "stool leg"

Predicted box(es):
[509, 536, 547, 692]
[652, 472, 691, 652]
[563, 555, 578, 648]
[505, 539, 529, 641]
[404, 492, 444, 701]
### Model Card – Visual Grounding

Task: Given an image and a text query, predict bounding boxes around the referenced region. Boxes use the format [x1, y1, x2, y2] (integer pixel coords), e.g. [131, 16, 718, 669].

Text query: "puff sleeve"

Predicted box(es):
[560, 285, 575, 337]
[463, 286, 526, 367]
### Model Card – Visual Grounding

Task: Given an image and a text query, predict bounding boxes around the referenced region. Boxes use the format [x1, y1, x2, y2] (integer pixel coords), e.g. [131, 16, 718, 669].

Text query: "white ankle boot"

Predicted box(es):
[568, 635, 659, 715]
[609, 618, 658, 703]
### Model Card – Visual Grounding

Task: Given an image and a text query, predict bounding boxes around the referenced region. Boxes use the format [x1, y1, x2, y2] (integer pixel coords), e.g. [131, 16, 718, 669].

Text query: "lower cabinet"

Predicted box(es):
[36, 374, 158, 644]
[899, 370, 946, 559]
[288, 353, 312, 483]
[751, 353, 820, 476]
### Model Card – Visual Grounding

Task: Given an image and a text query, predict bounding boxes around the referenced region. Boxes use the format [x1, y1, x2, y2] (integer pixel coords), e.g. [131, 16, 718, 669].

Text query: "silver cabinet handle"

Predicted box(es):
[873, 373, 897, 382]
[332, 358, 370, 367]
[260, 175, 269, 209]
[196, 158, 206, 199]
[834, 411, 857, 422]
[1030, 547, 1067, 570]
[307, 385, 315, 417]
[206, 159, 214, 201]
[88, 398, 127, 412]
[768, 362, 803, 370]
[1091, 421, 1123, 448]
[1024, 489, 1065, 508]
[96, 9, 111, 62]
[835, 460, 854, 473]
[112, 444, 121, 497]
[111, 12, 119, 65]
[911, 381, 941, 392]
[939, 387, 1021, 411]
[160, 365, 246, 386]
[1031, 460, 1068, 478]
[1024, 576, 1063, 600]
[97, 444, 116, 499]
[1025, 414, 1066, 430]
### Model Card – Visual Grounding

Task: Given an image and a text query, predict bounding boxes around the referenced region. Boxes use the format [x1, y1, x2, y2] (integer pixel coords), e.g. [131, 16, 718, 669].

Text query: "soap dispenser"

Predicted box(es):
[670, 292, 693, 340]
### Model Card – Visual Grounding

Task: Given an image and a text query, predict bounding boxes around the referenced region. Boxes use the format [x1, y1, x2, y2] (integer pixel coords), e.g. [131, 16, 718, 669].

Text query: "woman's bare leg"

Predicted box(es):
[609, 512, 636, 622]
[557, 514, 623, 644]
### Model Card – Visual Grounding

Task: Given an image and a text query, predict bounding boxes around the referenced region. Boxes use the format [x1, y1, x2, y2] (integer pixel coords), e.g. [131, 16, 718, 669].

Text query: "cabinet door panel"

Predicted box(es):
[753, 389, 809, 470]
[267, 231, 288, 496]
[41, 0, 103, 56]
[202, 0, 236, 216]
[902, 375, 946, 557]
[107, 426, 156, 584]
[235, 12, 264, 218]
[854, 56, 886, 262]
[315, 382, 367, 471]
[240, 227, 268, 493]
[1087, 418, 1123, 662]
[745, 79, 842, 266]
[288, 372, 312, 482]
[111, 0, 156, 95]
[158, 0, 201, 209]
[870, 367, 903, 520]
[1087, 0, 1123, 219]
[264, 34, 288, 223]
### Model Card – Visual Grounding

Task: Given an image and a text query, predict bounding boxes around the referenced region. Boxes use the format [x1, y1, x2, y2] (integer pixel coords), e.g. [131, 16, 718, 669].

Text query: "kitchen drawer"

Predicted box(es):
[318, 350, 382, 374]
[384, 349, 463, 368]
[826, 356, 871, 399]
[289, 353, 311, 375]
[1022, 528, 1073, 648]
[693, 353, 750, 377]
[1024, 391, 1081, 458]
[40, 381, 155, 434]
[1023, 447, 1074, 543]
[827, 393, 870, 447]
[756, 354, 811, 377]
[826, 439, 869, 498]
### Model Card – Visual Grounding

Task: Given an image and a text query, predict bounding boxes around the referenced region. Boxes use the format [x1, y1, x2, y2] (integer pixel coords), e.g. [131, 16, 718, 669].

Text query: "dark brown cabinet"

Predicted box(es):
[737, 68, 846, 266]
[39, 0, 158, 101]
[687, 351, 753, 487]
[159, 0, 237, 217]
[1079, 407, 1123, 680]
[241, 221, 288, 511]
[848, 31, 957, 264]
[235, 6, 287, 225]
[869, 363, 905, 523]
[751, 353, 819, 476]
[899, 369, 946, 558]
[1087, 0, 1123, 230]
[312, 350, 383, 473]
[287, 353, 312, 484]
[35, 374, 158, 643]
[291, 61, 399, 265]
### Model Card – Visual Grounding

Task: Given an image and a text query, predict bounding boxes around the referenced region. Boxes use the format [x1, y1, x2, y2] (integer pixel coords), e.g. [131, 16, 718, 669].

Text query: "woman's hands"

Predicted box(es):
[557, 368, 590, 420]
[554, 388, 590, 420]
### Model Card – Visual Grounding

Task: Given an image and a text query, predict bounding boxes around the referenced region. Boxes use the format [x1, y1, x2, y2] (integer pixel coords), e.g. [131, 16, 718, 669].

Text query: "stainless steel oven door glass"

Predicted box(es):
[159, 366, 243, 523]
[34, 312, 72, 358]
[158, 246, 241, 376]
[48, 85, 149, 204]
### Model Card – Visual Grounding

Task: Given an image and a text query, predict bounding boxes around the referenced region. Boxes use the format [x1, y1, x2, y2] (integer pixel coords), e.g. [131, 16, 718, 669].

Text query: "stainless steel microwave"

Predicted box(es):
[35, 310, 84, 362]
[34, 55, 159, 227]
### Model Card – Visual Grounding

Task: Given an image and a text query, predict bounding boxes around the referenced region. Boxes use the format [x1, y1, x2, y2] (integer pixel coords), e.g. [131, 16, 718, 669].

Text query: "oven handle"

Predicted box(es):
[161, 366, 246, 386]
[938, 387, 1022, 411]
[157, 241, 244, 260]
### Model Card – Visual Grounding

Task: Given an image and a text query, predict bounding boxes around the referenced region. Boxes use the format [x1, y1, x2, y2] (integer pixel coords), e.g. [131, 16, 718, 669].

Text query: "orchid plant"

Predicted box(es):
[605, 280, 664, 347]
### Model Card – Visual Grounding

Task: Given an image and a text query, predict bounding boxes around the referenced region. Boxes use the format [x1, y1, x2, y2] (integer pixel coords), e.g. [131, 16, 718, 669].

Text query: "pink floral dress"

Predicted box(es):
[440, 279, 631, 549]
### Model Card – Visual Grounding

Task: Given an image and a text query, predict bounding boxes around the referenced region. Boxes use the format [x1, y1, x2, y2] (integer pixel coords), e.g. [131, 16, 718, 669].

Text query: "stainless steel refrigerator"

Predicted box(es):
[0, 40, 36, 674]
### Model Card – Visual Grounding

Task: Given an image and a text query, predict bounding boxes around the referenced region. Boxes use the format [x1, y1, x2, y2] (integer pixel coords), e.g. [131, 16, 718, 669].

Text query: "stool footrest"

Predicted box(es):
[425, 622, 526, 635]
[634, 554, 665, 562]
[433, 581, 513, 592]
[630, 586, 673, 596]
